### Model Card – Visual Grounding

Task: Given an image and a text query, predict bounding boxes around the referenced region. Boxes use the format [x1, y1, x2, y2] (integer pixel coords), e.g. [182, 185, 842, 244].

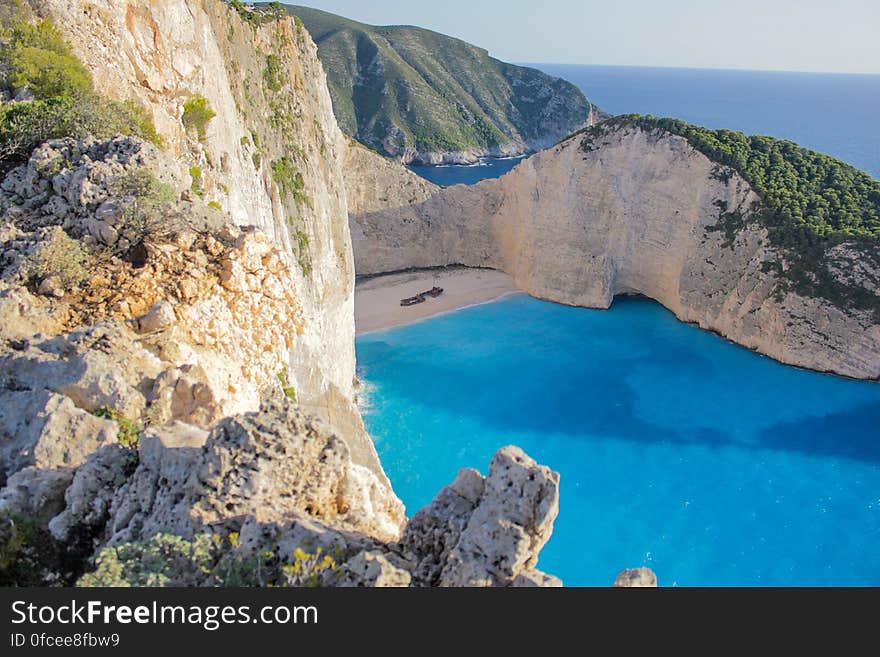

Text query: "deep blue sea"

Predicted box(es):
[357, 296, 880, 586]
[408, 156, 526, 187]
[411, 65, 880, 184]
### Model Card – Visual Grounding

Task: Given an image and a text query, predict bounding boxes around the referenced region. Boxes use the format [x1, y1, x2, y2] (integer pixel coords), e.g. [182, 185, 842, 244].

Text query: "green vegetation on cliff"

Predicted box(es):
[580, 115, 880, 317]
[0, 14, 159, 173]
[225, 1, 286, 27]
[587, 115, 880, 239]
[78, 532, 338, 588]
[285, 5, 595, 160]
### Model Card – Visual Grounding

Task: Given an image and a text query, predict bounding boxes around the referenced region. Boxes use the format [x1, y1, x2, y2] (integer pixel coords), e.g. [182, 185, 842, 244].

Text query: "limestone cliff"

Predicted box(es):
[30, 0, 361, 437]
[342, 140, 438, 217]
[349, 125, 880, 380]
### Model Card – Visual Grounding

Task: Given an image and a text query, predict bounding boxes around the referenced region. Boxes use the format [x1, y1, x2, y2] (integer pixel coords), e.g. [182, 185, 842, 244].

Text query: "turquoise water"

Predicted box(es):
[356, 296, 880, 586]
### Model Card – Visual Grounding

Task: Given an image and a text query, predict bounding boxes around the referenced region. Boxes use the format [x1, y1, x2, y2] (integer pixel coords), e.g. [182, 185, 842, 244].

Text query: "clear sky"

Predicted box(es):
[291, 0, 880, 75]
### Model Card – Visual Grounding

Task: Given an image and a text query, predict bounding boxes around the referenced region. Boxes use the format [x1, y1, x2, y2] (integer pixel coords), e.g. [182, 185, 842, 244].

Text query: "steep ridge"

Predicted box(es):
[349, 123, 880, 380]
[30, 0, 368, 459]
[288, 4, 599, 165]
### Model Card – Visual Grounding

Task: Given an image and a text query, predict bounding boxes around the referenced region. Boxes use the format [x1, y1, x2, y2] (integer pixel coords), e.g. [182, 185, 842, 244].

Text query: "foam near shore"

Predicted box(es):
[355, 268, 519, 335]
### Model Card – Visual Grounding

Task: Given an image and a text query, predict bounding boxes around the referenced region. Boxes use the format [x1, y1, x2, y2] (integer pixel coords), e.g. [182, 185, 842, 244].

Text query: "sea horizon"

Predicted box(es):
[520, 61, 880, 79]
[410, 62, 880, 185]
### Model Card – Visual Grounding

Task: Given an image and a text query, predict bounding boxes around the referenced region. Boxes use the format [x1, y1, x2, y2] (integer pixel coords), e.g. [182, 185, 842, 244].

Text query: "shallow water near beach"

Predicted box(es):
[356, 295, 880, 586]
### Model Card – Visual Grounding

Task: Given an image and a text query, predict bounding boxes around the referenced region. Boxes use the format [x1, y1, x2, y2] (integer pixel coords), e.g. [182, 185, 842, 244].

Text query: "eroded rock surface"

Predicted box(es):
[56, 403, 560, 587]
[104, 399, 405, 546]
[613, 568, 659, 588]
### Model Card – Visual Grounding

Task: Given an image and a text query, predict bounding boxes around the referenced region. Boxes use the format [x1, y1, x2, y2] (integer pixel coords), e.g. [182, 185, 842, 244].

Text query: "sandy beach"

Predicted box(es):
[355, 268, 520, 335]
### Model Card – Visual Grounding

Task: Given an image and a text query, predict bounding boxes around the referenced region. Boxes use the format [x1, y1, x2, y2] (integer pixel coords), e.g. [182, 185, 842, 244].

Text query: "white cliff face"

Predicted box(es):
[343, 140, 438, 217]
[349, 126, 880, 380]
[34, 0, 358, 420]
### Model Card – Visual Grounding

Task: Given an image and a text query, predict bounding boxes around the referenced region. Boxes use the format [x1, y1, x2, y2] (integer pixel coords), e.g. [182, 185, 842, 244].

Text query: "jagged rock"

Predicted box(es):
[48, 445, 138, 542]
[0, 136, 184, 233]
[0, 389, 118, 479]
[437, 447, 560, 587]
[0, 323, 163, 419]
[0, 467, 74, 525]
[613, 568, 659, 588]
[105, 400, 405, 545]
[398, 468, 485, 585]
[36, 398, 564, 587]
[106, 422, 210, 543]
[399, 448, 560, 588]
[337, 550, 412, 588]
[132, 300, 177, 335]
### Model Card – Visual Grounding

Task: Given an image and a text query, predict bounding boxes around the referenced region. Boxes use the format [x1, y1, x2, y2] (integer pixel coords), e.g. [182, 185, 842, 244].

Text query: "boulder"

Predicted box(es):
[400, 447, 561, 587]
[0, 467, 74, 525]
[105, 400, 405, 545]
[132, 300, 177, 335]
[0, 389, 118, 479]
[613, 568, 658, 588]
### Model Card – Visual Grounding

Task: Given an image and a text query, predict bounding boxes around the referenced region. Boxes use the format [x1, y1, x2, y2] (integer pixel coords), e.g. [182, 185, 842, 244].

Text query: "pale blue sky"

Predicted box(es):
[293, 0, 880, 74]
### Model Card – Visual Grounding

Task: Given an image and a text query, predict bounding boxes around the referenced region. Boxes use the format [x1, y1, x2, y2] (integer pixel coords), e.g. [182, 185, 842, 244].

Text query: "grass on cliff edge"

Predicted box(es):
[578, 115, 880, 318]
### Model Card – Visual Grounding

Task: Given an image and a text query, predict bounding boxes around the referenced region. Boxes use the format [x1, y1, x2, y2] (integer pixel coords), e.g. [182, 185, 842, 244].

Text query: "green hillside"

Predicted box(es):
[286, 5, 596, 162]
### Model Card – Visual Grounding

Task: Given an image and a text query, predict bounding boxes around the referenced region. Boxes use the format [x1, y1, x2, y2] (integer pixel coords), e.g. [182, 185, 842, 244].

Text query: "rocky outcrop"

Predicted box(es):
[103, 399, 405, 546]
[399, 447, 561, 587]
[0, 135, 307, 424]
[50, 401, 559, 587]
[614, 568, 659, 588]
[32, 0, 362, 444]
[349, 125, 880, 380]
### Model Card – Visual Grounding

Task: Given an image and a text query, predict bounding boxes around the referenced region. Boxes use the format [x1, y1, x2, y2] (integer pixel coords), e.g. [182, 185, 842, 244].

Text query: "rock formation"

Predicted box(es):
[349, 125, 880, 380]
[400, 447, 561, 587]
[11, 396, 558, 588]
[614, 568, 658, 588]
[30, 0, 361, 434]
